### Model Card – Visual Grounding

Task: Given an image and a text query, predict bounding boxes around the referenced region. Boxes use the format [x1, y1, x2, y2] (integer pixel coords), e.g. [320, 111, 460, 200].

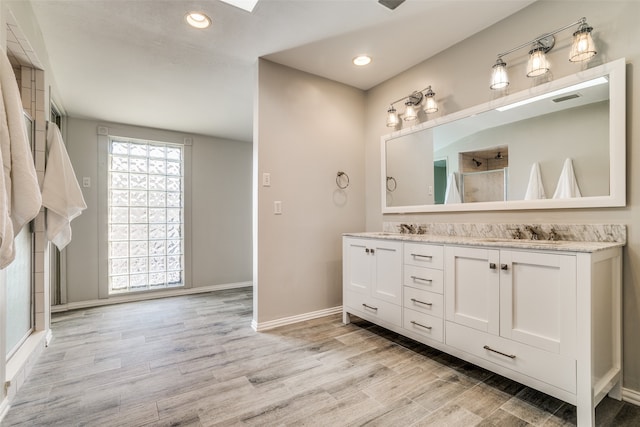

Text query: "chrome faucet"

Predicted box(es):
[525, 225, 540, 240]
[510, 227, 523, 240]
[400, 223, 415, 234]
[547, 228, 559, 241]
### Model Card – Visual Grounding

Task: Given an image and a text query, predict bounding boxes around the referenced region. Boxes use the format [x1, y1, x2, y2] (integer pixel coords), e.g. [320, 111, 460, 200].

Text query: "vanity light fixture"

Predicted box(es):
[490, 17, 597, 90]
[385, 86, 438, 126]
[185, 12, 212, 29]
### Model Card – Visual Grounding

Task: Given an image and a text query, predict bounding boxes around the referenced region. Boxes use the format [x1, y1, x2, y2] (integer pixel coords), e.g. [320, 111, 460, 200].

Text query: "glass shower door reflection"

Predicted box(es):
[5, 226, 34, 358]
[5, 113, 35, 359]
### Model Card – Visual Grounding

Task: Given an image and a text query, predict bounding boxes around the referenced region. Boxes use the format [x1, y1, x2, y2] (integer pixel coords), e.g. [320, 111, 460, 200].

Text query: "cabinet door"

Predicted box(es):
[343, 238, 373, 294]
[500, 250, 576, 355]
[445, 246, 500, 334]
[371, 240, 403, 305]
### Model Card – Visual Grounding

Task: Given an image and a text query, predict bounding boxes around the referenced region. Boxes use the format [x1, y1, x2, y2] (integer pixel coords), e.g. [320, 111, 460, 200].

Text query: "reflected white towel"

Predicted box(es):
[524, 162, 546, 200]
[0, 46, 42, 267]
[444, 173, 461, 204]
[41, 123, 87, 250]
[553, 158, 582, 199]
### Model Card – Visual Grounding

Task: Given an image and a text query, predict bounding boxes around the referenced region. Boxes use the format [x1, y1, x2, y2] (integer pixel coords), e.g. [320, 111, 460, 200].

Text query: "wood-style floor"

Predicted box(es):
[2, 288, 639, 426]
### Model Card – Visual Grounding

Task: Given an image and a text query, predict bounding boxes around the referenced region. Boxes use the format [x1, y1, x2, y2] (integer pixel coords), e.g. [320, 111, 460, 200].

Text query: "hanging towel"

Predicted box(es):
[524, 162, 546, 200]
[0, 47, 42, 268]
[553, 158, 582, 199]
[41, 123, 87, 250]
[444, 173, 461, 204]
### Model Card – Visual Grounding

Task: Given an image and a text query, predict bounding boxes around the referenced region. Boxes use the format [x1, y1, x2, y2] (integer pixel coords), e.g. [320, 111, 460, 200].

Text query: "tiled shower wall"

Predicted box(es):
[20, 65, 48, 334]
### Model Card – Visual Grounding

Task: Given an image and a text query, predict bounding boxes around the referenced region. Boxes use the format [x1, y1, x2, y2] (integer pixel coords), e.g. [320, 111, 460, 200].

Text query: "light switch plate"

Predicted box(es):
[274, 201, 282, 215]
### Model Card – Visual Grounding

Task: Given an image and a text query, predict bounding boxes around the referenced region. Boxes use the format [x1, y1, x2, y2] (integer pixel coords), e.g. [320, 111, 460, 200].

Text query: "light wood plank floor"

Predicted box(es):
[2, 289, 639, 426]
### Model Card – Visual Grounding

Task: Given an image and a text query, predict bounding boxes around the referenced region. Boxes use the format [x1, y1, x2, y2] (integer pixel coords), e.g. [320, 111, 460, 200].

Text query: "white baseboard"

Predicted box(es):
[252, 306, 343, 332]
[51, 282, 252, 312]
[623, 387, 640, 406]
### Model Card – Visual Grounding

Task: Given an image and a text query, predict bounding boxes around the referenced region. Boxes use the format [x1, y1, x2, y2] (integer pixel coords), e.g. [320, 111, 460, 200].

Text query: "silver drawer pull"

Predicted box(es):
[411, 253, 433, 259]
[362, 303, 378, 311]
[483, 345, 516, 359]
[410, 298, 432, 307]
[410, 321, 432, 330]
[410, 276, 432, 283]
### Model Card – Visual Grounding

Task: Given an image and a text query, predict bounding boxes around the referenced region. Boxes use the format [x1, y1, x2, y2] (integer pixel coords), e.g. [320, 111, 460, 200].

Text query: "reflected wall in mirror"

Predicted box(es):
[382, 58, 625, 213]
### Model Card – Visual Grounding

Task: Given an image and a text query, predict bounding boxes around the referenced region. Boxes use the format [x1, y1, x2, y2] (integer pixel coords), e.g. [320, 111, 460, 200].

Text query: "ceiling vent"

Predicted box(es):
[553, 94, 581, 103]
[378, 0, 406, 10]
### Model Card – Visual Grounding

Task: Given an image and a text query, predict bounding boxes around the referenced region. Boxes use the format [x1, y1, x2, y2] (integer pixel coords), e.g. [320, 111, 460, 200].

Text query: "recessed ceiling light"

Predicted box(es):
[353, 55, 372, 66]
[185, 12, 211, 29]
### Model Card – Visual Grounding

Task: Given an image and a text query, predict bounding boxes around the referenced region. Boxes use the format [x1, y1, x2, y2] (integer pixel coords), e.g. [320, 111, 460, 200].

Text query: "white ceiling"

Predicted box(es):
[27, 0, 534, 142]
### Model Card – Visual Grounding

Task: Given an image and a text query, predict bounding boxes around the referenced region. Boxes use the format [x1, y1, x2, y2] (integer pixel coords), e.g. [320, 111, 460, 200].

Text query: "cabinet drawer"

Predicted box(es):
[404, 243, 444, 269]
[404, 265, 444, 294]
[445, 322, 576, 393]
[344, 290, 402, 327]
[403, 287, 443, 318]
[403, 309, 443, 343]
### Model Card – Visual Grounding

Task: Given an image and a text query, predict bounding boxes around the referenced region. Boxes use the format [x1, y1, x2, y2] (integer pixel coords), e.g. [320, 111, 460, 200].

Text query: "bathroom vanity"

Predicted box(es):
[343, 230, 623, 427]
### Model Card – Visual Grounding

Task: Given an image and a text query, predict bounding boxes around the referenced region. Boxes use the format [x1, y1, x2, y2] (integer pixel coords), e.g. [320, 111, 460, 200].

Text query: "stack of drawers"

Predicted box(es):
[402, 243, 444, 342]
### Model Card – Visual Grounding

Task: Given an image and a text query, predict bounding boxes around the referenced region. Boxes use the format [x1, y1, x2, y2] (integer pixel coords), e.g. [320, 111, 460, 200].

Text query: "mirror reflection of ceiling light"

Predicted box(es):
[353, 55, 372, 66]
[219, 0, 260, 12]
[185, 12, 211, 29]
[495, 76, 608, 112]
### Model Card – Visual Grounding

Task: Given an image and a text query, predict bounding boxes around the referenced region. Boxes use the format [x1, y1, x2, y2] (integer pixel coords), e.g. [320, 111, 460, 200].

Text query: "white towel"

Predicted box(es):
[524, 162, 546, 200]
[444, 173, 461, 204]
[0, 47, 42, 268]
[553, 158, 582, 199]
[41, 123, 87, 250]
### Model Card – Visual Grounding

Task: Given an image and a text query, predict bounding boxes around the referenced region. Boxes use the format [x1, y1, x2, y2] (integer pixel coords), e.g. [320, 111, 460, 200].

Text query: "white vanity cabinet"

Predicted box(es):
[402, 243, 445, 343]
[444, 246, 578, 395]
[342, 235, 623, 427]
[343, 237, 403, 328]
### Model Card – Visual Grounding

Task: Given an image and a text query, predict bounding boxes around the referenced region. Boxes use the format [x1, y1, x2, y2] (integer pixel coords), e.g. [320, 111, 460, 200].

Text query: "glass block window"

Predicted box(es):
[108, 137, 184, 294]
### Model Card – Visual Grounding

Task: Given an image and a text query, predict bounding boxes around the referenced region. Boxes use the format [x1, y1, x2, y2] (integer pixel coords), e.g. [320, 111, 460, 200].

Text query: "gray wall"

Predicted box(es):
[364, 1, 640, 392]
[254, 59, 365, 324]
[64, 117, 252, 303]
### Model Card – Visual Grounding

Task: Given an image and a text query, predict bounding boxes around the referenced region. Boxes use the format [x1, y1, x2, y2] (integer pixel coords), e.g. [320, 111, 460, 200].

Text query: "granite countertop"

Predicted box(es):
[344, 232, 624, 253]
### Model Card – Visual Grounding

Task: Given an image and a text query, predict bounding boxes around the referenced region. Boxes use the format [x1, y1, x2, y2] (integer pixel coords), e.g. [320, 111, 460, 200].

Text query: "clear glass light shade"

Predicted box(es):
[403, 102, 418, 121]
[422, 87, 438, 113]
[570, 25, 596, 62]
[490, 58, 509, 90]
[386, 106, 399, 127]
[527, 47, 550, 77]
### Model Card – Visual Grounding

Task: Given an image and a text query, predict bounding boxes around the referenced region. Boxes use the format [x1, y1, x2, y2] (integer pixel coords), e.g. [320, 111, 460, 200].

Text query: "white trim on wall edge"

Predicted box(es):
[51, 282, 252, 313]
[252, 306, 343, 332]
[623, 387, 640, 406]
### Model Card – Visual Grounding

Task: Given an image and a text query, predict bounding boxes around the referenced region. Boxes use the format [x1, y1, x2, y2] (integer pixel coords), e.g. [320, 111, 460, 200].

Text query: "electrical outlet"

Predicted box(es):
[274, 201, 282, 215]
[263, 173, 271, 187]
[83, 177, 91, 188]
[428, 185, 433, 195]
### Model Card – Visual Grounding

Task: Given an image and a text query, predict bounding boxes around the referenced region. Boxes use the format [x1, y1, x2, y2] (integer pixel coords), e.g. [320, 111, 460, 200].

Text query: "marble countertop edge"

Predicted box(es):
[343, 232, 624, 253]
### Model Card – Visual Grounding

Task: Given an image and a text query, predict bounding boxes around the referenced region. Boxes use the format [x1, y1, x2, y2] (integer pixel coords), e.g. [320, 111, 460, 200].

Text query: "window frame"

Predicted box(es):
[97, 126, 192, 299]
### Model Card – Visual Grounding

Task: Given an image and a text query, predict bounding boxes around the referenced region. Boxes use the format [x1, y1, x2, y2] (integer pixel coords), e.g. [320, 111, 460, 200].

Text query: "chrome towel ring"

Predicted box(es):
[336, 171, 350, 189]
[386, 176, 397, 192]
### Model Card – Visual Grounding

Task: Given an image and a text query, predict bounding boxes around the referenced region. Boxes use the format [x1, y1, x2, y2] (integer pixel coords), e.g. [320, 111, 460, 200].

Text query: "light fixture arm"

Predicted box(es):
[388, 86, 433, 107]
[496, 17, 588, 59]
